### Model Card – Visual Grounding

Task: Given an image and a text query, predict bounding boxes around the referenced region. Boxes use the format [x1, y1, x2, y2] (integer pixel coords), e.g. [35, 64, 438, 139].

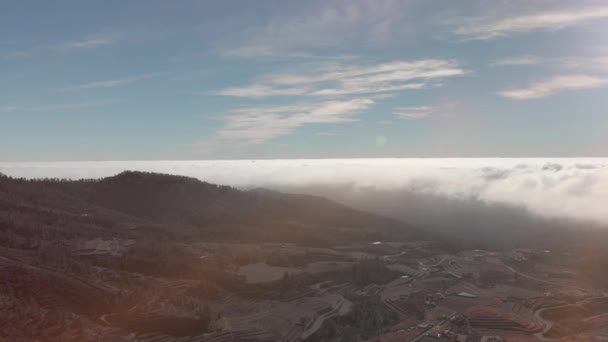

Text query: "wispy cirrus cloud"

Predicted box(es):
[214, 85, 311, 98]
[443, 5, 608, 40]
[499, 74, 608, 100]
[268, 59, 463, 86]
[208, 58, 466, 152]
[309, 82, 427, 96]
[394, 106, 435, 119]
[490, 55, 541, 66]
[556, 56, 608, 70]
[221, 46, 337, 60]
[4, 34, 120, 59]
[221, 45, 277, 59]
[222, 46, 359, 61]
[221, 0, 411, 59]
[213, 59, 467, 98]
[54, 72, 163, 92]
[59, 34, 119, 50]
[491, 55, 608, 70]
[197, 98, 374, 154]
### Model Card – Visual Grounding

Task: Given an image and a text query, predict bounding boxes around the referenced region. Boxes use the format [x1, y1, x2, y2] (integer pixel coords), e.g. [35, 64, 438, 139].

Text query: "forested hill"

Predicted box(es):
[0, 172, 416, 340]
[0, 171, 416, 243]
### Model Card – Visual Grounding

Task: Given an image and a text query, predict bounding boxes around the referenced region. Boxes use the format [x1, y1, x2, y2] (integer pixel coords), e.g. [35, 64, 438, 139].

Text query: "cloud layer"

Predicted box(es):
[1, 158, 607, 225]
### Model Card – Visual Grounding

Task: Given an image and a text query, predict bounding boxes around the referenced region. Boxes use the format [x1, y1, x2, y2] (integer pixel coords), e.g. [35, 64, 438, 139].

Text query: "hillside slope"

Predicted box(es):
[0, 171, 418, 341]
[0, 171, 415, 242]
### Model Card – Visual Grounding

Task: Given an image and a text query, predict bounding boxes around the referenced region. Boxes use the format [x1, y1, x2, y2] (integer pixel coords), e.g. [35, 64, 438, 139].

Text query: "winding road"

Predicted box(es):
[501, 263, 608, 341]
[532, 294, 608, 341]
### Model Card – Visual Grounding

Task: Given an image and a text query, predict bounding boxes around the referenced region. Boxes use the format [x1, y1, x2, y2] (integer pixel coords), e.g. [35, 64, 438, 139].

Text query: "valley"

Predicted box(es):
[0, 172, 607, 341]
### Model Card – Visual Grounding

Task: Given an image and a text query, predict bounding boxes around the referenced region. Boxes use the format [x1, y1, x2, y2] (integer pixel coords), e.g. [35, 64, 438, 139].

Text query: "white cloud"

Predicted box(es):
[214, 85, 310, 98]
[310, 82, 426, 96]
[556, 56, 608, 71]
[209, 59, 465, 149]
[54, 72, 163, 92]
[499, 74, 608, 99]
[222, 0, 409, 59]
[221, 46, 325, 60]
[2, 158, 608, 225]
[222, 45, 278, 59]
[490, 55, 540, 66]
[59, 34, 119, 50]
[491, 55, 608, 70]
[394, 106, 434, 119]
[4, 33, 120, 59]
[269, 59, 462, 85]
[197, 98, 374, 154]
[444, 6, 608, 40]
[221, 47, 360, 61]
[215, 59, 467, 98]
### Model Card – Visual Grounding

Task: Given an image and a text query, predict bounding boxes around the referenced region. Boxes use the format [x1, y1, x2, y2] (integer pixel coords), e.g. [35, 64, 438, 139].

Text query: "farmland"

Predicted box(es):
[126, 241, 608, 342]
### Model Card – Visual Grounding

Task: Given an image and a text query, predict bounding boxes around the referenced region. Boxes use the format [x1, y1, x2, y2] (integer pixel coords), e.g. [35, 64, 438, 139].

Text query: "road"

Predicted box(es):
[503, 264, 562, 287]
[300, 297, 352, 340]
[533, 304, 560, 341]
[408, 313, 456, 342]
[532, 294, 608, 341]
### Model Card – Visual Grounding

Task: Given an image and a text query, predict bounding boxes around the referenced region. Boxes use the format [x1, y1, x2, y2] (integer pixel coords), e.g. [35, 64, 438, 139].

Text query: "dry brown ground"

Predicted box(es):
[363, 328, 420, 342]
[472, 329, 540, 341]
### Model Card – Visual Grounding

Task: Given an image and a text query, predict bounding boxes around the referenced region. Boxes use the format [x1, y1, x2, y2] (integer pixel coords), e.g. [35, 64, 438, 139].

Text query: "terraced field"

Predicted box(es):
[467, 305, 543, 333]
[207, 293, 352, 342]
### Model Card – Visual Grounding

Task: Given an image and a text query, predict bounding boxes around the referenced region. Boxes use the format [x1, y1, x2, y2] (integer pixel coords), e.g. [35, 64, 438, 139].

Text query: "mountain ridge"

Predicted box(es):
[0, 170, 417, 243]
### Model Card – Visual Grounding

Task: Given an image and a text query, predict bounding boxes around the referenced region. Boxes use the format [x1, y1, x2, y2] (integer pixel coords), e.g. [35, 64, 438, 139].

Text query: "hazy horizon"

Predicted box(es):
[3, 2, 608, 340]
[2, 158, 607, 226]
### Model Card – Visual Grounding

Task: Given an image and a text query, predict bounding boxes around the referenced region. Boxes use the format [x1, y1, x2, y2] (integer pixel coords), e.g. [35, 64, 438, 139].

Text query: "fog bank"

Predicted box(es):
[1, 158, 607, 226]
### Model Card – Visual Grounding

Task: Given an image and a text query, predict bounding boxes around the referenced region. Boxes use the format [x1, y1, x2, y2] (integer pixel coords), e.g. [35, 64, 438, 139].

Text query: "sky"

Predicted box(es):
[1, 0, 608, 161]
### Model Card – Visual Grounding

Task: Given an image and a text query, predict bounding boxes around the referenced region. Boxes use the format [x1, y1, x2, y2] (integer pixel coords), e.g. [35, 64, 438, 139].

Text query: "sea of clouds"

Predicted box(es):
[1, 158, 607, 225]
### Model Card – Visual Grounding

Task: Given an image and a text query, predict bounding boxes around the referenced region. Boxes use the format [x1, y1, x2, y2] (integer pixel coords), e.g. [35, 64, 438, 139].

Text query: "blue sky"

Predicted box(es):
[1, 0, 608, 161]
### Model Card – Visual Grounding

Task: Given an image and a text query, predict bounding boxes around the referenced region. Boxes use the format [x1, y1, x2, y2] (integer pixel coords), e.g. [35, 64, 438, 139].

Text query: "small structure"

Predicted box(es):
[417, 323, 432, 329]
[456, 292, 477, 298]
[481, 336, 503, 342]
